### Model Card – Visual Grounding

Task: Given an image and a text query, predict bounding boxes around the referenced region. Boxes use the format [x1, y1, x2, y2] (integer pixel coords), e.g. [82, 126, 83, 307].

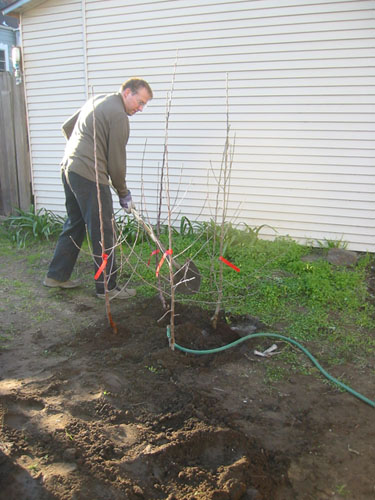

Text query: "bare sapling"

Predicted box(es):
[153, 55, 179, 320]
[91, 88, 118, 334]
[163, 59, 178, 349]
[211, 74, 235, 329]
[144, 144, 168, 310]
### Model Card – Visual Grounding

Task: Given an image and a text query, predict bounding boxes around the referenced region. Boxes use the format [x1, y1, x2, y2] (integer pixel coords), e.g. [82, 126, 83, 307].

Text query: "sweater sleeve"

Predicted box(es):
[107, 114, 130, 198]
[61, 109, 81, 140]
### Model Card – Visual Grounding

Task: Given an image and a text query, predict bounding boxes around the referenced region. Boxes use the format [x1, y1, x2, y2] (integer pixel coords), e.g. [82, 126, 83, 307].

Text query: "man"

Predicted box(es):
[43, 78, 153, 299]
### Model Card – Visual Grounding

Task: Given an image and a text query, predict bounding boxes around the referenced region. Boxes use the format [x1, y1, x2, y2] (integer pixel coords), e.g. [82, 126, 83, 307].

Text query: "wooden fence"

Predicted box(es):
[0, 71, 32, 215]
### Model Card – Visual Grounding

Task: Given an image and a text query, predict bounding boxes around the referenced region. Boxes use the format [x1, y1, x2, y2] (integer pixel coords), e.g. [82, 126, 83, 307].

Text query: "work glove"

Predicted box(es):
[119, 190, 135, 213]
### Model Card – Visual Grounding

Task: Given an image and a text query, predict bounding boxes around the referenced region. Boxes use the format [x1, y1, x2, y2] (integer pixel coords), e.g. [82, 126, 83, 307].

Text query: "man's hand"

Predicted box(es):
[119, 191, 135, 213]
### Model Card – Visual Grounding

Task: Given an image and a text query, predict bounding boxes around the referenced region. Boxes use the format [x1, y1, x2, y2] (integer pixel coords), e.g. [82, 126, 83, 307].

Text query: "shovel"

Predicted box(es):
[131, 208, 201, 295]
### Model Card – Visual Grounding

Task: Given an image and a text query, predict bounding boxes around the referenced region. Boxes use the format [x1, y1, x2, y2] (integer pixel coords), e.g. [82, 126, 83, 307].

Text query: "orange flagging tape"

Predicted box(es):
[219, 256, 240, 272]
[94, 253, 109, 280]
[156, 249, 173, 277]
[147, 249, 160, 266]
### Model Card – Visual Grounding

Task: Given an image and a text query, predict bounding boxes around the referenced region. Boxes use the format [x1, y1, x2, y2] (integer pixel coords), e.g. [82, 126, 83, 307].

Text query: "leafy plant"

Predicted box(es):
[116, 211, 145, 245]
[196, 219, 276, 255]
[4, 205, 65, 247]
[179, 215, 199, 236]
[116, 211, 184, 246]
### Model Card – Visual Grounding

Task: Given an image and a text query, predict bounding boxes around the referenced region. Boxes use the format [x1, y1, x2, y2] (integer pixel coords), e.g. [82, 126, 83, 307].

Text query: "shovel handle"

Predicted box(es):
[131, 208, 165, 252]
[131, 209, 179, 270]
[130, 209, 201, 294]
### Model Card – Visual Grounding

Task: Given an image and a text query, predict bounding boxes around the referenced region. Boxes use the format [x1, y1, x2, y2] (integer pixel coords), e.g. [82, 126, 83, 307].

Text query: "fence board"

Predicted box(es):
[0, 72, 32, 215]
[0, 83, 18, 214]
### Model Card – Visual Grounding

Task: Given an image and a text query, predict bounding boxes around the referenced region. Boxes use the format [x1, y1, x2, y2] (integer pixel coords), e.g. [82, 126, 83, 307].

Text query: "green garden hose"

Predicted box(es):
[166, 326, 375, 408]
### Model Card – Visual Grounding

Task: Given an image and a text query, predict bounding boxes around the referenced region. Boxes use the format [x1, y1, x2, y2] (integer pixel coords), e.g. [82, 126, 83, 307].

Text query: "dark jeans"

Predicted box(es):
[47, 170, 117, 293]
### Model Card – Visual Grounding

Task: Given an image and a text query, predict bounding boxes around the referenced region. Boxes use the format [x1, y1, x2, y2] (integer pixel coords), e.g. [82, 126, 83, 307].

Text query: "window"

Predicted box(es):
[0, 44, 9, 71]
[0, 49, 5, 71]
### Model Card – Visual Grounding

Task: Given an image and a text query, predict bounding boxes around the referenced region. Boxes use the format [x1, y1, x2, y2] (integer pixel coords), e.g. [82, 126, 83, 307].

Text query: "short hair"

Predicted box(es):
[120, 78, 153, 98]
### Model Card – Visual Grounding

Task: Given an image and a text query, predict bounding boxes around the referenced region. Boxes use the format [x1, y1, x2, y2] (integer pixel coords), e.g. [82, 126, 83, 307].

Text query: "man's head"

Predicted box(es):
[120, 78, 153, 115]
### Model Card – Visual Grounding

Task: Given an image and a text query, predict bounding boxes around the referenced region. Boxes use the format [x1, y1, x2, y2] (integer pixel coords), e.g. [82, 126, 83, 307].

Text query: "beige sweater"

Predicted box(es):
[61, 93, 130, 197]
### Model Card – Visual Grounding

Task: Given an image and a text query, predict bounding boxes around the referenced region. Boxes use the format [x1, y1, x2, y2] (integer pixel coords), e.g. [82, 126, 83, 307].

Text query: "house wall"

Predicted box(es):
[20, 0, 86, 212]
[20, 0, 375, 251]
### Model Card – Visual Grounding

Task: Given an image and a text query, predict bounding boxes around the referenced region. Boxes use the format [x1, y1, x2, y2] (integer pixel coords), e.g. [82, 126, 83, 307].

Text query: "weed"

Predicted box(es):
[27, 463, 39, 472]
[264, 364, 287, 383]
[145, 365, 161, 374]
[316, 237, 348, 249]
[335, 483, 350, 496]
[278, 347, 313, 376]
[65, 430, 74, 441]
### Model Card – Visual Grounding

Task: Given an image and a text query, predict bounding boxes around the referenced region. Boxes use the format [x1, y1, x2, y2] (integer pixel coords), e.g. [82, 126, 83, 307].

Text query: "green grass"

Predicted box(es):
[0, 332, 13, 349]
[0, 274, 56, 326]
[121, 221, 375, 366]
[1, 213, 375, 370]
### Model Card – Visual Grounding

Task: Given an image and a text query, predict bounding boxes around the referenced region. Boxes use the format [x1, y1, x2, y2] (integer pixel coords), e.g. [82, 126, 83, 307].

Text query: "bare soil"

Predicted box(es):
[1, 249, 375, 500]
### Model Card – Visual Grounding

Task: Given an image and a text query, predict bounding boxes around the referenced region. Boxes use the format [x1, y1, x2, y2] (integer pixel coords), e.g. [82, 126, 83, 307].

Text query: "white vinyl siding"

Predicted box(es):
[20, 0, 375, 251]
[21, 0, 87, 212]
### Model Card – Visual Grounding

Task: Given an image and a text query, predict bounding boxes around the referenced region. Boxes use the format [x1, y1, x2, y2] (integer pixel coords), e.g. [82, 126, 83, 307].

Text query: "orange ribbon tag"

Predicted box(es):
[94, 253, 109, 280]
[219, 256, 240, 272]
[156, 249, 173, 277]
[147, 249, 160, 266]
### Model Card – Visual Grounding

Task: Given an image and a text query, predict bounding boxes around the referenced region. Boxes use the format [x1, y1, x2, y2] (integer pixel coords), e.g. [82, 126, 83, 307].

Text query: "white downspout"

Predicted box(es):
[19, 13, 35, 209]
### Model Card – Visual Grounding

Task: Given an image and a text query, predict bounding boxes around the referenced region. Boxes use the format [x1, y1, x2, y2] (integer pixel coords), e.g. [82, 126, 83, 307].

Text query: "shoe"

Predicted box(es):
[43, 277, 81, 289]
[96, 286, 136, 300]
